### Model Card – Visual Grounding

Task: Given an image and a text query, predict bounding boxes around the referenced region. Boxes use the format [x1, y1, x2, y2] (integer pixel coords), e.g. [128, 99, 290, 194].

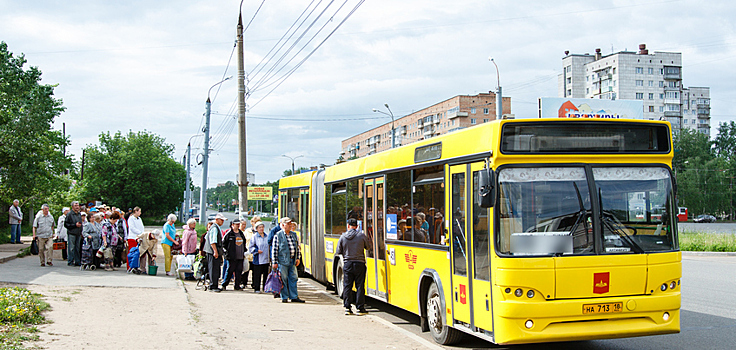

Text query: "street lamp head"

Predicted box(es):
[384, 103, 389, 108]
[489, 57, 494, 62]
[372, 108, 378, 112]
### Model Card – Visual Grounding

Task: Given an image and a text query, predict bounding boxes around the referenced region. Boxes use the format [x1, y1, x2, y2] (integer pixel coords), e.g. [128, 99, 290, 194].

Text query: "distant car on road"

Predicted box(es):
[207, 213, 217, 221]
[693, 214, 716, 223]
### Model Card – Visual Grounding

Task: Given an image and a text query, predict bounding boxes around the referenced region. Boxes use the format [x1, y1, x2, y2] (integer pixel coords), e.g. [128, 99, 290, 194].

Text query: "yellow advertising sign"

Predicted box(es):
[247, 186, 273, 200]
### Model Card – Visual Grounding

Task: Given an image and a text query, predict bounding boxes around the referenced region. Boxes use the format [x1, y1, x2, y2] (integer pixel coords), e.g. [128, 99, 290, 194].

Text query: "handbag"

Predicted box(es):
[30, 237, 39, 255]
[263, 269, 283, 294]
[177, 254, 194, 272]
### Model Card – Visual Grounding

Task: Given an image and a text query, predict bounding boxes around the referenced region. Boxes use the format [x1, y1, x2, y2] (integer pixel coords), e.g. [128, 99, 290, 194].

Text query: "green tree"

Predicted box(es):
[282, 167, 312, 177]
[672, 128, 713, 173]
[82, 131, 185, 218]
[0, 42, 72, 232]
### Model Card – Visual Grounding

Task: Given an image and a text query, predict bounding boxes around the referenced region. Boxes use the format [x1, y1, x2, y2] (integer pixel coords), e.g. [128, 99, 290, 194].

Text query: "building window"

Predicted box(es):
[668, 81, 678, 88]
[659, 93, 664, 99]
[471, 108, 476, 114]
[649, 106, 655, 112]
[483, 108, 489, 114]
[636, 93, 644, 99]
[636, 80, 644, 86]
[586, 88, 589, 94]
[684, 119, 688, 124]
[470, 118, 477, 125]
[649, 80, 654, 87]
[666, 91, 680, 99]
[659, 81, 664, 87]
[613, 80, 616, 86]
[586, 76, 589, 82]
[567, 77, 571, 84]
[636, 67, 644, 74]
[667, 104, 680, 111]
[660, 68, 664, 74]
[649, 93, 654, 100]
[648, 68, 654, 74]
[612, 67, 616, 74]
[483, 119, 489, 123]
[660, 106, 664, 112]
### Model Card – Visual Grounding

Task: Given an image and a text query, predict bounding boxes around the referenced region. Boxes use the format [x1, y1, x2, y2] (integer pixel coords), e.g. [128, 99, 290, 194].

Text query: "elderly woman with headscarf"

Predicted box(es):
[161, 214, 178, 276]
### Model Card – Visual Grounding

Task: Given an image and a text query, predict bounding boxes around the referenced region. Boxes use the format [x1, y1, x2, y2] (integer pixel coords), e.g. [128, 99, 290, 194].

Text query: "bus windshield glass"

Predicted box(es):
[497, 166, 677, 256]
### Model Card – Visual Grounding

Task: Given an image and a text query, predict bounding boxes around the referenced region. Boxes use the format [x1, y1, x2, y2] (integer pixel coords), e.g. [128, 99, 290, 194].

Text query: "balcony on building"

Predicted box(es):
[400, 125, 407, 135]
[664, 110, 682, 117]
[663, 67, 682, 80]
[417, 119, 424, 129]
[446, 107, 468, 120]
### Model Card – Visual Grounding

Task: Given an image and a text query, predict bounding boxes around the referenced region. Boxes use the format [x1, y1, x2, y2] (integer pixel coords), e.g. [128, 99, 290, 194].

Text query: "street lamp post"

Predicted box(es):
[200, 76, 232, 223]
[372, 104, 396, 148]
[489, 57, 502, 120]
[282, 155, 304, 175]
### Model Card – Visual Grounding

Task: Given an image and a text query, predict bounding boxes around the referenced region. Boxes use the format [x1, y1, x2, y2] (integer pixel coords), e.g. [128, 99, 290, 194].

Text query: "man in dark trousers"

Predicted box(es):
[336, 218, 372, 315]
[64, 201, 84, 266]
[204, 213, 226, 292]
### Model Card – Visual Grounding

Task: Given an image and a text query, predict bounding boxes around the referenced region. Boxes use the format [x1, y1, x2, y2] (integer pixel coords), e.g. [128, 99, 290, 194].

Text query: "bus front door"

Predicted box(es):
[364, 177, 388, 301]
[300, 188, 311, 275]
[449, 165, 471, 328]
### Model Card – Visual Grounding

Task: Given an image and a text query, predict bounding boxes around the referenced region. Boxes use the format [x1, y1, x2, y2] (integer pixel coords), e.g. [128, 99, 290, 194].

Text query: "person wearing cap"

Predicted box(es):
[221, 219, 246, 290]
[56, 207, 70, 261]
[248, 221, 269, 293]
[336, 218, 372, 315]
[64, 201, 85, 266]
[242, 216, 260, 287]
[271, 217, 305, 303]
[32, 204, 55, 267]
[204, 213, 226, 292]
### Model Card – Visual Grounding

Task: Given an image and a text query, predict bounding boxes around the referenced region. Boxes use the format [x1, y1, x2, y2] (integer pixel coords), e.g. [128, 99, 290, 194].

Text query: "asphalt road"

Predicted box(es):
[678, 222, 736, 234]
[359, 254, 736, 349]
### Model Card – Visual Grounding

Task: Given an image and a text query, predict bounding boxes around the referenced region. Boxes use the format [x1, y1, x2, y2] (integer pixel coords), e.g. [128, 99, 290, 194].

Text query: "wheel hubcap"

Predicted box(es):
[427, 293, 443, 333]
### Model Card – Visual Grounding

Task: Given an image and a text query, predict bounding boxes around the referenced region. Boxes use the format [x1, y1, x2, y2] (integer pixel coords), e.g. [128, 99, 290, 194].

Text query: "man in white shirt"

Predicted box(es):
[32, 204, 55, 267]
[126, 207, 144, 270]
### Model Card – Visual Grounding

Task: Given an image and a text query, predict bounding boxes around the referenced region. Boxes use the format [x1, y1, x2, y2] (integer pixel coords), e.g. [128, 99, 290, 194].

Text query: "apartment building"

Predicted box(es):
[558, 44, 711, 133]
[341, 91, 511, 159]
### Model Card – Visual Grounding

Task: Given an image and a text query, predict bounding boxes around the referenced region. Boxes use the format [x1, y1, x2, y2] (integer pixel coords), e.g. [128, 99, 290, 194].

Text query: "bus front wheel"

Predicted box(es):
[426, 283, 463, 345]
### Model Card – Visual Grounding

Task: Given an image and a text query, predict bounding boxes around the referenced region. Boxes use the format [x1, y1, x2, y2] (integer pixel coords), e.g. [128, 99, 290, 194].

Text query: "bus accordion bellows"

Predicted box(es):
[278, 118, 680, 345]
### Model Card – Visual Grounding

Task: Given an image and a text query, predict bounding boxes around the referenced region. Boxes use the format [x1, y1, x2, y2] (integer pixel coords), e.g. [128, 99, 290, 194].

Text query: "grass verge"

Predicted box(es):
[15, 247, 31, 259]
[679, 231, 736, 252]
[0, 287, 49, 350]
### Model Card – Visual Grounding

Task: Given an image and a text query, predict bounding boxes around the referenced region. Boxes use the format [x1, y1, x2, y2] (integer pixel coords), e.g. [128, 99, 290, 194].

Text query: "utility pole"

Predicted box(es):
[184, 143, 191, 220]
[180, 156, 185, 222]
[490, 57, 502, 120]
[237, 11, 248, 217]
[200, 98, 212, 224]
[200, 78, 231, 224]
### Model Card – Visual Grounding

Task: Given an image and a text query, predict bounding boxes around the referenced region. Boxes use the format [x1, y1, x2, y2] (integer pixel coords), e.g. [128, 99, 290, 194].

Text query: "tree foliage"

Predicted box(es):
[674, 126, 735, 219]
[0, 42, 71, 217]
[82, 131, 185, 218]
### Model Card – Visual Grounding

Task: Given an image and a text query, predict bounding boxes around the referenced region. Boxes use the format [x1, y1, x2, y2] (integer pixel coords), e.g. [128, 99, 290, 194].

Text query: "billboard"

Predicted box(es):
[538, 98, 643, 119]
[247, 186, 273, 201]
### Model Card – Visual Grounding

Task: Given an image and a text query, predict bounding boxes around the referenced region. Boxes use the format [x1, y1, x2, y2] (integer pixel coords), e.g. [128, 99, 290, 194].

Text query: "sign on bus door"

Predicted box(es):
[364, 177, 388, 301]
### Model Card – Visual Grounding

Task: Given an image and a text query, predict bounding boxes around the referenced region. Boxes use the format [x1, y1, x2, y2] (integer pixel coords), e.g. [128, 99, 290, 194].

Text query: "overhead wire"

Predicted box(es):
[248, 0, 366, 110]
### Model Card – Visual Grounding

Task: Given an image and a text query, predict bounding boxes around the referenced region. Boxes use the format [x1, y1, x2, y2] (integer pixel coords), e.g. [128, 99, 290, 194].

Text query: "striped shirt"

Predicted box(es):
[272, 230, 301, 261]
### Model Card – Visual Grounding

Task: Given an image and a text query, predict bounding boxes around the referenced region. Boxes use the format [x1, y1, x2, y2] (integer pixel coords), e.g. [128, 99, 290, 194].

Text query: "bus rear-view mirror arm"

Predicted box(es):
[479, 167, 496, 208]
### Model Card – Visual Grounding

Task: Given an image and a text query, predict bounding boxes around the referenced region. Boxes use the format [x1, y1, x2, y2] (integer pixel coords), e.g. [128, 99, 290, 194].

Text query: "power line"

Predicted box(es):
[211, 112, 386, 121]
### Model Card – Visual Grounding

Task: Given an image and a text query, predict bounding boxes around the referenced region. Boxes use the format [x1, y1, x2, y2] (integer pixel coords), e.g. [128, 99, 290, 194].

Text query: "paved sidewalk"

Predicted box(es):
[0, 235, 31, 263]
[0, 238, 430, 350]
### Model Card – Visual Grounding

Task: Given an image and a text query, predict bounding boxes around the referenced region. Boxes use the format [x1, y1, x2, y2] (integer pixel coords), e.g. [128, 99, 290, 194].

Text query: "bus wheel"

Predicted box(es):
[427, 283, 462, 345]
[335, 260, 344, 296]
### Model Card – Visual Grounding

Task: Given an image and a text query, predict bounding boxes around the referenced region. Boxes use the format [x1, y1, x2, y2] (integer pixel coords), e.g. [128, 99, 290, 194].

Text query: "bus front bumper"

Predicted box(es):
[493, 293, 680, 345]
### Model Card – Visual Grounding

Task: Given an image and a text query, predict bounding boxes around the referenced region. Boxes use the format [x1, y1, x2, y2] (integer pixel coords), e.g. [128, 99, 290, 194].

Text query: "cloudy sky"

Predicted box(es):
[2, 0, 734, 187]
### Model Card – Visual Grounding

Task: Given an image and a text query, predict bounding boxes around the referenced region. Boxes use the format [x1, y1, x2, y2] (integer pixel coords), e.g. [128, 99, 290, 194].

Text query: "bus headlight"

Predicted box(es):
[515, 288, 523, 297]
[669, 281, 676, 290]
[663, 312, 670, 321]
[526, 290, 535, 298]
[660, 283, 667, 292]
[525, 320, 534, 329]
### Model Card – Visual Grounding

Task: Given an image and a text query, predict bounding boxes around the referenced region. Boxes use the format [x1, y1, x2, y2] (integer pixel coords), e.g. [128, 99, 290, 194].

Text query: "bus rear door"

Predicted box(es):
[364, 176, 388, 301]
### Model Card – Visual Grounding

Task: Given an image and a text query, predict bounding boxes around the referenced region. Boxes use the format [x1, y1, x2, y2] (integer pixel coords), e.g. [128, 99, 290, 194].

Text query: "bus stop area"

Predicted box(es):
[0, 239, 436, 350]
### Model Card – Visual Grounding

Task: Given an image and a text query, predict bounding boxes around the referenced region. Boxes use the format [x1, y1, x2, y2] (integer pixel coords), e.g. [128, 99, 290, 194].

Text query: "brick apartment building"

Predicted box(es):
[341, 91, 511, 159]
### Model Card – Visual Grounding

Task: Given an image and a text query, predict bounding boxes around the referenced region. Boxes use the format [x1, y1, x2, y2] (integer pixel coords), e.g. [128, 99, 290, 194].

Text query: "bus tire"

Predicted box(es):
[427, 282, 462, 345]
[334, 259, 344, 297]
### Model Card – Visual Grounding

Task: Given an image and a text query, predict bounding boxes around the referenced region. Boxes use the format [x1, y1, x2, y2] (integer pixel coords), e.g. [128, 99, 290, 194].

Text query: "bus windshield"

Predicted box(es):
[497, 166, 677, 256]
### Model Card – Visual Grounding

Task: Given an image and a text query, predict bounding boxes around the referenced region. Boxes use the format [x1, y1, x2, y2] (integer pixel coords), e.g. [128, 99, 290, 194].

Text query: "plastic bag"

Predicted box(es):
[177, 255, 194, 272]
[30, 238, 39, 255]
[263, 270, 282, 294]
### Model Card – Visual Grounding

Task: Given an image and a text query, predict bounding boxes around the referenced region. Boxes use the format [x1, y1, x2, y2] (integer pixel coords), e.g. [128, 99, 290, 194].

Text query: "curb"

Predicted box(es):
[681, 251, 736, 257]
[0, 255, 18, 264]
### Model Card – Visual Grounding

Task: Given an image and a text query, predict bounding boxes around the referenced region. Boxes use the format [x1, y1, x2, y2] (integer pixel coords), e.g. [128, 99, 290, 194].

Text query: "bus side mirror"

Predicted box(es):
[479, 168, 496, 208]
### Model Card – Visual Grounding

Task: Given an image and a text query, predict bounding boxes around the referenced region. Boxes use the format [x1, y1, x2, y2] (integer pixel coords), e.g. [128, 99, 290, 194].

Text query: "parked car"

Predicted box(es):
[207, 213, 217, 221]
[693, 214, 716, 223]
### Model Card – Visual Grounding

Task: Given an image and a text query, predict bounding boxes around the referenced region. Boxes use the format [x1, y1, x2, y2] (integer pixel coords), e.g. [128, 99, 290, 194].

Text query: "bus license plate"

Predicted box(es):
[582, 302, 623, 314]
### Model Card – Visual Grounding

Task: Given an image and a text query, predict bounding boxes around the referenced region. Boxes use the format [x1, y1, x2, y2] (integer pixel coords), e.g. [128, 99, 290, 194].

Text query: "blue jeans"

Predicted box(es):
[279, 258, 299, 301]
[10, 224, 21, 243]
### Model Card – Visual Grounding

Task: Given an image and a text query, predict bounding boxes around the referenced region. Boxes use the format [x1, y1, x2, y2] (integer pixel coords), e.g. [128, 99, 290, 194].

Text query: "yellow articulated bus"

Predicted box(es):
[278, 118, 681, 345]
